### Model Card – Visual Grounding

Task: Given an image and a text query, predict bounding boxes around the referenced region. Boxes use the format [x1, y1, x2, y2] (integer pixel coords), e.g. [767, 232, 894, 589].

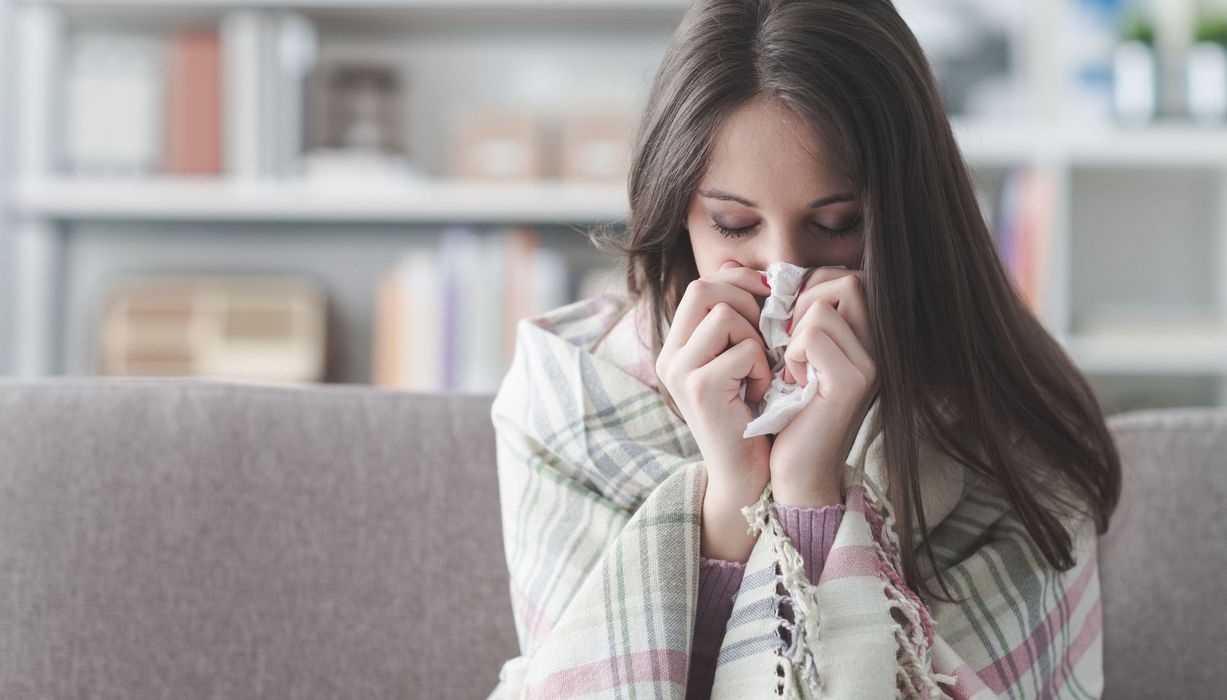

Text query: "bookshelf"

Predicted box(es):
[12, 177, 631, 222]
[4, 0, 1227, 411]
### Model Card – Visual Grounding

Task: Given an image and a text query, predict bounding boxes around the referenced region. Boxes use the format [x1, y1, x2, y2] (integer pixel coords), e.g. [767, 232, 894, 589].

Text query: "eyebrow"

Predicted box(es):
[699, 188, 856, 209]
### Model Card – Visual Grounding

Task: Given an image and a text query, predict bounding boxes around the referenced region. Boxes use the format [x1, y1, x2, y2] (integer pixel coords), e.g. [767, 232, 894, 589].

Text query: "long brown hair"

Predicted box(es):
[586, 0, 1121, 602]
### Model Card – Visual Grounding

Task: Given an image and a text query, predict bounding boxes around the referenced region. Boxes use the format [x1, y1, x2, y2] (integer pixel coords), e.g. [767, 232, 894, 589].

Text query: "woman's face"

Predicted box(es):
[685, 97, 865, 278]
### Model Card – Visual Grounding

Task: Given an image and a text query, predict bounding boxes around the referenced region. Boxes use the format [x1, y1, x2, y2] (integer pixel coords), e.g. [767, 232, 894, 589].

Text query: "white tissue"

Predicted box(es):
[739, 261, 845, 438]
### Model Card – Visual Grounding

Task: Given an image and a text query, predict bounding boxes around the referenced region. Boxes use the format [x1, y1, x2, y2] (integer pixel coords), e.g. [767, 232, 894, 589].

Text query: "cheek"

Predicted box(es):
[689, 233, 739, 276]
[842, 238, 866, 267]
[686, 215, 714, 253]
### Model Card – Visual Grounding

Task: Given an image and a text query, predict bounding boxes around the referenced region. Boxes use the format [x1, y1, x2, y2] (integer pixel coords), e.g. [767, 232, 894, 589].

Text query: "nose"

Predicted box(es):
[748, 231, 810, 275]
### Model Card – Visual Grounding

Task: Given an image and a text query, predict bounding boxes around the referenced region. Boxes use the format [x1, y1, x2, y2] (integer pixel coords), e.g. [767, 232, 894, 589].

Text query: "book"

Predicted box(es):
[995, 165, 1054, 316]
[372, 227, 573, 392]
[64, 30, 164, 176]
[466, 232, 509, 391]
[439, 226, 483, 391]
[165, 28, 223, 174]
[501, 227, 538, 367]
[373, 269, 405, 387]
[401, 247, 441, 392]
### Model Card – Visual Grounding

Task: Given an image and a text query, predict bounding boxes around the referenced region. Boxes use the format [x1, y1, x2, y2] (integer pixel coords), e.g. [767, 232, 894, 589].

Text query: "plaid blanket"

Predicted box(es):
[487, 293, 1103, 699]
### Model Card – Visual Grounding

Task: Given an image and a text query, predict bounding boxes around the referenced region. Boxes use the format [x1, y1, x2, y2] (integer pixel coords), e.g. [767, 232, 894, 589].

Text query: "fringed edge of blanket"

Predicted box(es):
[741, 479, 958, 699]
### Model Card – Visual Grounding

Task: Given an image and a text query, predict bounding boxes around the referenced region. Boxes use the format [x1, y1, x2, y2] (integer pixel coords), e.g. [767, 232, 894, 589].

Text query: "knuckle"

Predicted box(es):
[687, 278, 710, 298]
[658, 370, 674, 393]
[849, 368, 867, 389]
[710, 301, 734, 320]
[857, 363, 876, 388]
[681, 369, 706, 398]
[654, 348, 669, 371]
[813, 302, 835, 323]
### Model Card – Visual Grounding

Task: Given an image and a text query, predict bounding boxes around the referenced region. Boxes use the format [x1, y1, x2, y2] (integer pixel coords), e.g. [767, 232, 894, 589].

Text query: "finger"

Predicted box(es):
[795, 266, 863, 313]
[674, 302, 766, 375]
[784, 268, 857, 387]
[662, 271, 767, 359]
[714, 261, 774, 302]
[797, 265, 852, 296]
[783, 351, 807, 388]
[791, 300, 875, 382]
[793, 269, 873, 358]
[783, 326, 859, 400]
[701, 335, 773, 406]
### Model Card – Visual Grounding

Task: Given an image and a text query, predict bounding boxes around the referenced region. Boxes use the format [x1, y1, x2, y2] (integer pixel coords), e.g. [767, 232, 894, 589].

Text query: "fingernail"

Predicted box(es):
[760, 274, 770, 289]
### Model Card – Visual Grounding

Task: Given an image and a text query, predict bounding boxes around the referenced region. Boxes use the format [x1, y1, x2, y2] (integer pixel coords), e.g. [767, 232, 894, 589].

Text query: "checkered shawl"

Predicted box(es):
[487, 293, 1104, 699]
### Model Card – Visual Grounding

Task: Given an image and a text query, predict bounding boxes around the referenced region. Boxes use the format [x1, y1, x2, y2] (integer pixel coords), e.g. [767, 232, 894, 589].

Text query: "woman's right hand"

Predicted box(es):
[654, 260, 774, 562]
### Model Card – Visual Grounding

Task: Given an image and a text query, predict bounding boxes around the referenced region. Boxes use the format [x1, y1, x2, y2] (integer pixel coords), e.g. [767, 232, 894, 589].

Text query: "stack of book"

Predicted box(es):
[62, 12, 319, 179]
[65, 27, 223, 176]
[373, 226, 621, 393]
[994, 165, 1056, 314]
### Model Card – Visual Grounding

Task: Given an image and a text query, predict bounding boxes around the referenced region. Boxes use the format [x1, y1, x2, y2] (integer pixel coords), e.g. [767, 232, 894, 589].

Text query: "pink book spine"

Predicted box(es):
[165, 30, 222, 174]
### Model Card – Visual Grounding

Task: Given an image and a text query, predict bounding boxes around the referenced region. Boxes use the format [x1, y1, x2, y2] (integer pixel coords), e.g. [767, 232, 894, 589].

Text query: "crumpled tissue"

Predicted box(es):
[739, 261, 846, 438]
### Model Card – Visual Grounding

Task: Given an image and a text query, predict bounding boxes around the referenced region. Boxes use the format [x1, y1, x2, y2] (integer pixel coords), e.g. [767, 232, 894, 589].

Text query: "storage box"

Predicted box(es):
[98, 275, 328, 385]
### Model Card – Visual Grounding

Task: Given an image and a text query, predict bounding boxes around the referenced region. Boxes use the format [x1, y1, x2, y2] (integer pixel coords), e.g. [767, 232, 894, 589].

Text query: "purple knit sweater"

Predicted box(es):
[686, 502, 845, 700]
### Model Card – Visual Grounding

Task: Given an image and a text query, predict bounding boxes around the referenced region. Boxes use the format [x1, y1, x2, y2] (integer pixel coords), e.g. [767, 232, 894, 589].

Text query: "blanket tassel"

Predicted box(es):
[745, 480, 958, 699]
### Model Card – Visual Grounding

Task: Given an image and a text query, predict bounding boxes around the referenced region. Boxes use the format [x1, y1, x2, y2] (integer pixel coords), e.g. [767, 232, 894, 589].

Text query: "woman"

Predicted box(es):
[488, 1, 1120, 698]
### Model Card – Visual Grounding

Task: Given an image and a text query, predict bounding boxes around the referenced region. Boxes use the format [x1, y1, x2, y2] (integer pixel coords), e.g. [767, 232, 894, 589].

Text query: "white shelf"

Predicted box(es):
[1064, 331, 1227, 375]
[1063, 122, 1227, 167]
[951, 117, 1227, 168]
[10, 176, 629, 223]
[14, 121, 1227, 226]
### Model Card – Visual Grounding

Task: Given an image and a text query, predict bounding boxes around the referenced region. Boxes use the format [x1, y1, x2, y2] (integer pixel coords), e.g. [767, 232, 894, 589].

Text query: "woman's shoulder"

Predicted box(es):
[520, 292, 630, 346]
[518, 291, 660, 391]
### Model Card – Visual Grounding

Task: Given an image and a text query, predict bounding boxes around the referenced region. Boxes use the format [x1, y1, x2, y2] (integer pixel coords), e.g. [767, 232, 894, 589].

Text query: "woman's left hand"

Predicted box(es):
[768, 267, 880, 507]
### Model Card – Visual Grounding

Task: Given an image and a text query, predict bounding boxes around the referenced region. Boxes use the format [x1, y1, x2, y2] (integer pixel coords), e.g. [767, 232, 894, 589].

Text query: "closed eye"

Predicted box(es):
[710, 216, 862, 239]
[711, 220, 756, 237]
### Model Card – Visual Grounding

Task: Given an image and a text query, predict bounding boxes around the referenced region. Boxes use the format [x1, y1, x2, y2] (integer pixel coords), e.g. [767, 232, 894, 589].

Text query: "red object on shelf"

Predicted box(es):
[164, 29, 222, 175]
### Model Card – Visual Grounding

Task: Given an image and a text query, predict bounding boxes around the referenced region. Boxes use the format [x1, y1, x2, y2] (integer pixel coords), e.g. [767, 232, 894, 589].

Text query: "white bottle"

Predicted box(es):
[1113, 40, 1158, 126]
[1187, 41, 1227, 124]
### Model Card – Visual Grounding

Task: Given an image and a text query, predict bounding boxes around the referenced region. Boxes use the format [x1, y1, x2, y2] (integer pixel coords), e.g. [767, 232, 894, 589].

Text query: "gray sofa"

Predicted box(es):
[0, 377, 1222, 699]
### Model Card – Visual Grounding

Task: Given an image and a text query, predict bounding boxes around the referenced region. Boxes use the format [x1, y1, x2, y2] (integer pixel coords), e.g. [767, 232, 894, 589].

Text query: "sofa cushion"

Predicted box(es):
[0, 377, 516, 700]
[1101, 407, 1227, 699]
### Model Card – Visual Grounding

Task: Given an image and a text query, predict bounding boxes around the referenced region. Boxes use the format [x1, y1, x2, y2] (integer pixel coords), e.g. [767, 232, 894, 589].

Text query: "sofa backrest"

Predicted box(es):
[1099, 407, 1227, 699]
[0, 377, 1224, 698]
[0, 377, 518, 700]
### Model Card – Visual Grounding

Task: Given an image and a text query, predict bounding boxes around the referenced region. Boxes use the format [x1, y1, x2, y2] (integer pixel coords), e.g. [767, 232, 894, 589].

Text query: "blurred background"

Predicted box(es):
[0, 0, 1225, 414]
